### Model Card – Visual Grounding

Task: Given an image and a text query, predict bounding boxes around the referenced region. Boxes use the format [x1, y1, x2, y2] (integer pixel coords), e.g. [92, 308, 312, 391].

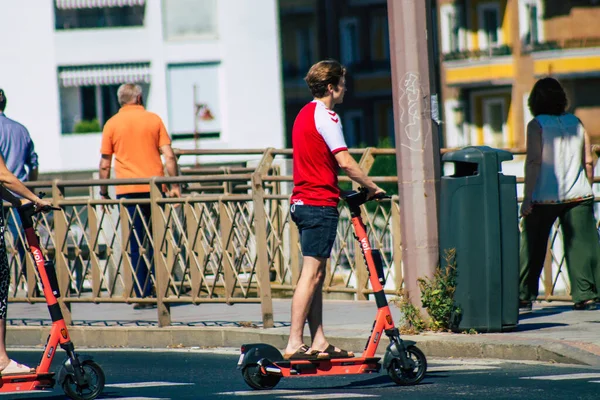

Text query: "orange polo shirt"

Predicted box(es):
[100, 104, 171, 195]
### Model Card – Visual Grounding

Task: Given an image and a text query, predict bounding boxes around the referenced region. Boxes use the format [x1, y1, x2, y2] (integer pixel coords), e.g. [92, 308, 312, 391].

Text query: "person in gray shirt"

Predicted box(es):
[0, 89, 39, 284]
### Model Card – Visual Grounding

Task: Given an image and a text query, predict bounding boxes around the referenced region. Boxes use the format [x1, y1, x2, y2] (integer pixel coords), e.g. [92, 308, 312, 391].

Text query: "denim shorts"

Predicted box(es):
[291, 205, 339, 258]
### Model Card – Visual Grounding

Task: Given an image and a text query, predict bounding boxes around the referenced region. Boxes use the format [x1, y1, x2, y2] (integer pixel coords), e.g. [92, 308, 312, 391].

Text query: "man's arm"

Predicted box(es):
[98, 154, 112, 197]
[25, 131, 39, 181]
[334, 150, 383, 197]
[159, 144, 180, 197]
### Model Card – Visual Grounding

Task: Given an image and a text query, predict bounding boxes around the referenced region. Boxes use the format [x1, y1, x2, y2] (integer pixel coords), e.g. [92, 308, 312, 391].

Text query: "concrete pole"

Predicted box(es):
[387, 0, 441, 312]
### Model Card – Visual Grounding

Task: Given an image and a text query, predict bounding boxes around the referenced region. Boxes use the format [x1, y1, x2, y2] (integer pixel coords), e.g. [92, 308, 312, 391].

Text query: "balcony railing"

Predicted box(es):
[522, 37, 600, 54]
[442, 45, 512, 62]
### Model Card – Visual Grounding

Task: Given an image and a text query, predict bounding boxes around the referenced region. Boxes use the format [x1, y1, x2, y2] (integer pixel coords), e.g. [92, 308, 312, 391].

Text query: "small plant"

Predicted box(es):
[418, 249, 462, 332]
[392, 248, 461, 333]
[393, 290, 426, 334]
[73, 119, 101, 134]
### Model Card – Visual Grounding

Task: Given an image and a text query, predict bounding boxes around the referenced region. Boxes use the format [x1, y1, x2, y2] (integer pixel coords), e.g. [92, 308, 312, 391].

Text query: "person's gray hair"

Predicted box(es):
[117, 83, 143, 106]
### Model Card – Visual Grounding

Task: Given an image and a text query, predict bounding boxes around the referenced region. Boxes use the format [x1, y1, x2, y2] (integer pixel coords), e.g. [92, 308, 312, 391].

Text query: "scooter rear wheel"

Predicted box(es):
[242, 363, 281, 390]
[62, 360, 105, 400]
[387, 345, 427, 386]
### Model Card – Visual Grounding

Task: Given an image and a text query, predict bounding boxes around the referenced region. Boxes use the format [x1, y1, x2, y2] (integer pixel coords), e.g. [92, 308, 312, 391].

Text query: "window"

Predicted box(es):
[60, 84, 146, 134]
[340, 18, 360, 65]
[440, 4, 465, 54]
[483, 98, 507, 148]
[370, 14, 390, 61]
[478, 4, 502, 49]
[163, 0, 218, 40]
[58, 63, 151, 134]
[519, 0, 543, 47]
[55, 5, 145, 29]
[166, 63, 221, 139]
[343, 110, 365, 148]
[296, 27, 315, 73]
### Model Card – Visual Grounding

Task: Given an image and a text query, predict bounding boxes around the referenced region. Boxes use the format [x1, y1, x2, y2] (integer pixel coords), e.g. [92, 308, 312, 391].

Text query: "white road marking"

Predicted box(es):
[0, 391, 46, 396]
[217, 390, 310, 396]
[281, 394, 379, 399]
[591, 381, 600, 384]
[105, 381, 194, 388]
[521, 373, 600, 381]
[427, 365, 500, 372]
[112, 398, 170, 400]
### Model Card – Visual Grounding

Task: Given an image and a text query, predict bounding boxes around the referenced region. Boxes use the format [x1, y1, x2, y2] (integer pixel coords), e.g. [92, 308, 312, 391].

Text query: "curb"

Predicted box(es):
[7, 326, 600, 367]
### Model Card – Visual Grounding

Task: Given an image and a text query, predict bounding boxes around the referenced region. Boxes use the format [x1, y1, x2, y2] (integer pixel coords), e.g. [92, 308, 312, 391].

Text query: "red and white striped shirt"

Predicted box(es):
[291, 100, 348, 207]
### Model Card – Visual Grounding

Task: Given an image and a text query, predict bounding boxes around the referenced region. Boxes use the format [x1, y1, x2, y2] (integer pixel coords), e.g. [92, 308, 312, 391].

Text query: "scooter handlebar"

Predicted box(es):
[341, 187, 391, 208]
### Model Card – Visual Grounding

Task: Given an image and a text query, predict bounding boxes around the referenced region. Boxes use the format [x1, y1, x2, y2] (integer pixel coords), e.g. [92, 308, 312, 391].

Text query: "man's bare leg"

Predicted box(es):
[305, 275, 347, 354]
[284, 256, 327, 355]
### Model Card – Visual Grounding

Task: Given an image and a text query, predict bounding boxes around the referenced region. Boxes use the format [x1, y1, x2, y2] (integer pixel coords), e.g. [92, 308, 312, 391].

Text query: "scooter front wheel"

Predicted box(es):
[387, 345, 427, 386]
[242, 363, 281, 390]
[62, 360, 105, 400]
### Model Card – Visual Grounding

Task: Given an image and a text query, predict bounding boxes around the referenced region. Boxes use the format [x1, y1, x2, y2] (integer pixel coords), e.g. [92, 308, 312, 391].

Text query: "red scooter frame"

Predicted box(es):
[0, 201, 105, 399]
[238, 188, 427, 389]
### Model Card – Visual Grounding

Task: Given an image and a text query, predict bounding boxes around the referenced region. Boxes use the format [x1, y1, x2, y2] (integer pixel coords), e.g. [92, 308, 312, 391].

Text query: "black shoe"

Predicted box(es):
[133, 303, 155, 310]
[519, 300, 532, 312]
[573, 300, 597, 311]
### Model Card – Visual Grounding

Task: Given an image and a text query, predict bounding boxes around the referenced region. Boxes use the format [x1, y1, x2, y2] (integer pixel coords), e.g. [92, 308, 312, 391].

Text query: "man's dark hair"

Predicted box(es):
[304, 59, 346, 98]
[528, 77, 567, 117]
[0, 89, 6, 112]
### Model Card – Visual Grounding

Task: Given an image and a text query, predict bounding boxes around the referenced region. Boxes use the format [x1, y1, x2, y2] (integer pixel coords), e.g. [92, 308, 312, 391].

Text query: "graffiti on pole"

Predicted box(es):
[398, 72, 431, 151]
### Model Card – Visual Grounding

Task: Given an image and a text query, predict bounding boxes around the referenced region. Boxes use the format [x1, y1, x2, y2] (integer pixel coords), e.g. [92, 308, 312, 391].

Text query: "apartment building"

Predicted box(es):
[278, 0, 394, 148]
[0, 0, 284, 173]
[438, 0, 600, 149]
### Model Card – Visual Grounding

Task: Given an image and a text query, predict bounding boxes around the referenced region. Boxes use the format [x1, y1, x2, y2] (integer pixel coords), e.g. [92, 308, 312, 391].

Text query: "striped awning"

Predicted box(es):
[55, 0, 145, 9]
[58, 63, 151, 87]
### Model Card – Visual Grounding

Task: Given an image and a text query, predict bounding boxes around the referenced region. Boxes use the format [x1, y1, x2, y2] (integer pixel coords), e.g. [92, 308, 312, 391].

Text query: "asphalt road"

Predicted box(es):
[2, 348, 599, 400]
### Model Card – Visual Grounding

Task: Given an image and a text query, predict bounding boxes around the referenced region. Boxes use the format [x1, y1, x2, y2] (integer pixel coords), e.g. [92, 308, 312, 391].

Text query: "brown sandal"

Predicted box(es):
[322, 344, 354, 358]
[283, 345, 328, 360]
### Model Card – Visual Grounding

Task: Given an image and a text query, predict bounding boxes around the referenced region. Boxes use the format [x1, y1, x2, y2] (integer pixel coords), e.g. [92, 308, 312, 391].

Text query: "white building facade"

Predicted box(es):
[0, 0, 285, 172]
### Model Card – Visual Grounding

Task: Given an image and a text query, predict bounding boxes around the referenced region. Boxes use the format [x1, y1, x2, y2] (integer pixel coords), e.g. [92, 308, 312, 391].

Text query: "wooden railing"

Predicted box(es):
[6, 146, 590, 326]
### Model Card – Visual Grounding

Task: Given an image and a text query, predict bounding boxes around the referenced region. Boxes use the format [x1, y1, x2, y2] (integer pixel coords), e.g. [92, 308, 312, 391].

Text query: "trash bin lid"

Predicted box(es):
[442, 146, 513, 165]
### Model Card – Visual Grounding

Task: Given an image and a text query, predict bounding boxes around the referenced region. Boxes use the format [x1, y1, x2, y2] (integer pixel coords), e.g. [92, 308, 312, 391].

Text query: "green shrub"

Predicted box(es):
[395, 248, 462, 333]
[418, 249, 462, 331]
[73, 119, 101, 134]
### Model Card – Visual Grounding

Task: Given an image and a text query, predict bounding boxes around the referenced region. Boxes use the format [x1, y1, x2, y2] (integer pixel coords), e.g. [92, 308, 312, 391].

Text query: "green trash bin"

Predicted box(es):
[439, 146, 519, 333]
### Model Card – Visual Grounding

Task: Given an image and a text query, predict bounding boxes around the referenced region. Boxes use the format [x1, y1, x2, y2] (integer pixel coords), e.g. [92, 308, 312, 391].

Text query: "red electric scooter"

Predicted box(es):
[238, 188, 427, 389]
[0, 200, 105, 399]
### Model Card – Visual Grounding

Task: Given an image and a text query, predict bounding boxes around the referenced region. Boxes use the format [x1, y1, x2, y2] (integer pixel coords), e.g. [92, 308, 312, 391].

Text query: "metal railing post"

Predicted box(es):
[391, 199, 404, 291]
[251, 148, 275, 328]
[150, 179, 171, 327]
[52, 180, 72, 325]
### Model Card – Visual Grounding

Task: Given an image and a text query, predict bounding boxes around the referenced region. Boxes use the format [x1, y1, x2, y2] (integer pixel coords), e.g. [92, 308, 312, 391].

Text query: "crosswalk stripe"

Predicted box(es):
[105, 381, 194, 388]
[216, 390, 310, 396]
[111, 398, 170, 400]
[427, 365, 500, 372]
[521, 373, 600, 381]
[280, 394, 379, 399]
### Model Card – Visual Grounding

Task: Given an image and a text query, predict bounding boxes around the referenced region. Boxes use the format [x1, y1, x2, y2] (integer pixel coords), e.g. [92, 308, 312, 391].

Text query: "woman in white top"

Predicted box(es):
[520, 77, 599, 311]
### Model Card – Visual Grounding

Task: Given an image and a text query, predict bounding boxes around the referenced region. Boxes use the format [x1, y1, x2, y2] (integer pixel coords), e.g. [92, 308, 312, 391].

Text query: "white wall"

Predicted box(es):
[217, 0, 285, 149]
[0, 3, 62, 174]
[0, 0, 285, 173]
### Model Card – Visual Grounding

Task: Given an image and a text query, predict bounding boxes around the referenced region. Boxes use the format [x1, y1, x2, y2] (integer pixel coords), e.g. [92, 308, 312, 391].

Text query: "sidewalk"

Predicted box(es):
[6, 299, 600, 366]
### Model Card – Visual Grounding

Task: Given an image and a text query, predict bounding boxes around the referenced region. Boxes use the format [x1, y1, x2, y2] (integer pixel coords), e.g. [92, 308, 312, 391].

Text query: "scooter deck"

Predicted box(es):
[273, 357, 381, 377]
[0, 372, 55, 392]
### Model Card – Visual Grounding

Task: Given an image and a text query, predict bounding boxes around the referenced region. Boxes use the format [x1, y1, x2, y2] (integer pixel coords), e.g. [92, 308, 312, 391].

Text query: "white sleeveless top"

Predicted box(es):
[532, 113, 593, 204]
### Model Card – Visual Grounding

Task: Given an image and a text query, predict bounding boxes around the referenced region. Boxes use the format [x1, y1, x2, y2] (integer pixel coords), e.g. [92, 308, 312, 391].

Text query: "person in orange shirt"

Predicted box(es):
[98, 83, 180, 309]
